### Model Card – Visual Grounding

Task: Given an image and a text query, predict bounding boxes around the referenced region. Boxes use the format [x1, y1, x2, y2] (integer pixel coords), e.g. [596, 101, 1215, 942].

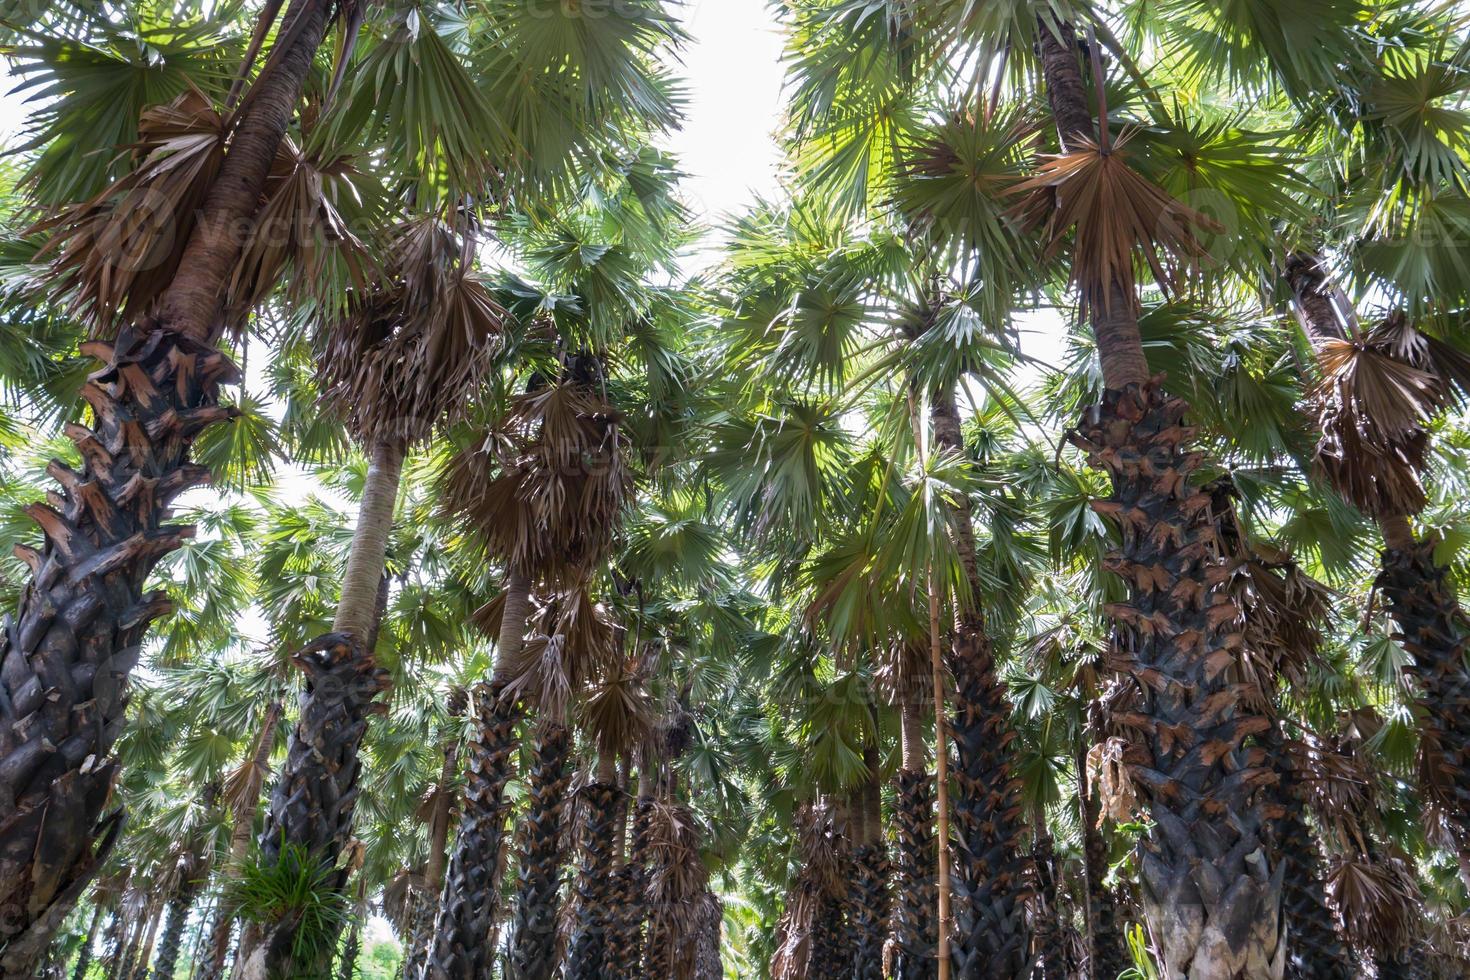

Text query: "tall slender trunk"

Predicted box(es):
[931, 386, 1033, 979]
[425, 565, 532, 979]
[1031, 829, 1067, 980]
[1039, 22, 1282, 978]
[0, 2, 335, 972]
[99, 906, 127, 980]
[151, 870, 205, 980]
[505, 721, 572, 980]
[617, 788, 655, 978]
[1287, 253, 1470, 867]
[252, 437, 401, 976]
[337, 921, 361, 980]
[201, 701, 282, 980]
[130, 898, 165, 980]
[72, 899, 106, 980]
[401, 730, 462, 980]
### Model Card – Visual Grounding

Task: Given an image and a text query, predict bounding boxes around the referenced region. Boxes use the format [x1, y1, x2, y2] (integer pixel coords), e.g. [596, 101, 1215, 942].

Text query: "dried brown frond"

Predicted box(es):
[319, 217, 506, 446]
[1011, 131, 1220, 318]
[1087, 735, 1140, 824]
[36, 89, 229, 332]
[772, 802, 851, 980]
[442, 376, 631, 577]
[1370, 311, 1470, 404]
[873, 635, 933, 710]
[581, 661, 654, 760]
[1286, 735, 1375, 851]
[1325, 849, 1422, 955]
[382, 867, 423, 933]
[226, 138, 374, 322]
[1312, 331, 1439, 517]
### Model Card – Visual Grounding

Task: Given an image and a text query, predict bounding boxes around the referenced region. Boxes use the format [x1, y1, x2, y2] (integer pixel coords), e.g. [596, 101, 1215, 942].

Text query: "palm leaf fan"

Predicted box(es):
[1326, 848, 1423, 957]
[580, 658, 655, 763]
[1011, 131, 1221, 318]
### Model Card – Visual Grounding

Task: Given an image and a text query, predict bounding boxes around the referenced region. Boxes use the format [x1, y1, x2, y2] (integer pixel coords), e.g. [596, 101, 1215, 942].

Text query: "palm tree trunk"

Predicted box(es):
[1031, 829, 1067, 980]
[930, 386, 1033, 980]
[131, 898, 165, 980]
[254, 436, 401, 976]
[1038, 23, 1283, 979]
[99, 906, 127, 980]
[1076, 732, 1128, 980]
[72, 899, 106, 980]
[425, 565, 532, 980]
[1272, 748, 1354, 978]
[694, 891, 722, 980]
[337, 921, 360, 980]
[615, 791, 655, 979]
[201, 701, 282, 980]
[401, 729, 462, 980]
[1287, 253, 1470, 870]
[505, 720, 572, 980]
[851, 748, 891, 980]
[0, 2, 334, 972]
[892, 698, 937, 980]
[567, 778, 624, 980]
[151, 871, 205, 980]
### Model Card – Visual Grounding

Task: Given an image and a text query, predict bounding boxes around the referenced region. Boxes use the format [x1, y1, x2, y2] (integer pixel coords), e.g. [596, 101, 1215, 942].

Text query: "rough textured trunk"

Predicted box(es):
[694, 891, 722, 980]
[893, 768, 938, 980]
[1071, 385, 1283, 979]
[253, 634, 390, 977]
[1274, 762, 1354, 979]
[131, 898, 164, 980]
[611, 796, 654, 979]
[402, 730, 462, 980]
[810, 888, 851, 979]
[1377, 544, 1470, 859]
[151, 871, 203, 980]
[851, 843, 891, 980]
[1078, 741, 1129, 980]
[1031, 833, 1067, 980]
[567, 782, 623, 980]
[932, 388, 1034, 980]
[505, 721, 572, 980]
[426, 677, 523, 980]
[333, 437, 406, 641]
[0, 2, 333, 972]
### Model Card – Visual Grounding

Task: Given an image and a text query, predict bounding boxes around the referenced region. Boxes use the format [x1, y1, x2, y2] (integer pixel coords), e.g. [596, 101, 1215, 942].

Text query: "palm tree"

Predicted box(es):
[503, 717, 572, 980]
[0, 2, 345, 966]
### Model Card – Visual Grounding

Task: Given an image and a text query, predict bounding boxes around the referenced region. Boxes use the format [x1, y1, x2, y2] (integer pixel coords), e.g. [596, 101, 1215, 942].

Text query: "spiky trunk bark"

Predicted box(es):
[425, 565, 532, 979]
[425, 677, 522, 980]
[0, 1, 333, 972]
[130, 897, 164, 980]
[850, 748, 889, 980]
[930, 388, 1033, 979]
[613, 795, 654, 979]
[1038, 21, 1282, 979]
[254, 436, 402, 976]
[1071, 386, 1283, 979]
[1077, 737, 1129, 980]
[1274, 766, 1354, 979]
[694, 891, 722, 980]
[505, 721, 572, 980]
[402, 732, 461, 980]
[1032, 832, 1068, 980]
[567, 782, 623, 979]
[893, 768, 938, 980]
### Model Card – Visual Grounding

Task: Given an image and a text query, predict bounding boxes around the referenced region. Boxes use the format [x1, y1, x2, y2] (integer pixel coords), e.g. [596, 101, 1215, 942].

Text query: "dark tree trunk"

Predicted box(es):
[611, 795, 654, 979]
[505, 721, 572, 980]
[426, 678, 523, 980]
[72, 899, 105, 980]
[150, 869, 203, 980]
[567, 782, 623, 980]
[892, 768, 938, 980]
[694, 891, 722, 980]
[1273, 756, 1354, 979]
[931, 387, 1033, 980]
[851, 843, 891, 980]
[810, 888, 852, 979]
[1037, 17, 1283, 977]
[1031, 833, 1067, 980]
[1070, 387, 1283, 978]
[247, 636, 389, 978]
[0, 2, 334, 972]
[337, 921, 360, 980]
